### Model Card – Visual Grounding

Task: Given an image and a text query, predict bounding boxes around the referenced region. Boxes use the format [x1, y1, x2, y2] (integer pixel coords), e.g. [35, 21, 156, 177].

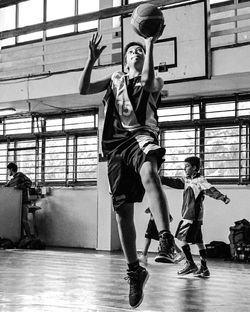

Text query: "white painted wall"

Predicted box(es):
[36, 187, 98, 249]
[0, 188, 22, 242]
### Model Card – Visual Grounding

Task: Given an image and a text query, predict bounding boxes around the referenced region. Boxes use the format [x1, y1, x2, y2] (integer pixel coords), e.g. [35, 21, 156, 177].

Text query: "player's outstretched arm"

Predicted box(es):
[79, 32, 110, 95]
[141, 25, 164, 93]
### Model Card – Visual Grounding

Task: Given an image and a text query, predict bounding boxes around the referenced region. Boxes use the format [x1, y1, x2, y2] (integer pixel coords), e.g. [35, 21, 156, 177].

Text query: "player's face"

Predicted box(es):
[125, 45, 145, 71]
[184, 162, 196, 177]
[7, 168, 13, 176]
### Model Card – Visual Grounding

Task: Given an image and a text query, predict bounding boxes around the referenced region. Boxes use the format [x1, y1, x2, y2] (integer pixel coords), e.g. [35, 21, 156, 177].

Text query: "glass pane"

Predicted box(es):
[161, 129, 199, 176]
[78, 0, 99, 32]
[113, 0, 121, 28]
[67, 137, 74, 181]
[0, 5, 15, 31]
[17, 0, 43, 43]
[128, 0, 147, 3]
[5, 118, 32, 135]
[0, 143, 7, 182]
[76, 137, 97, 181]
[0, 5, 16, 47]
[206, 102, 235, 118]
[204, 126, 241, 178]
[18, 32, 43, 43]
[210, 0, 231, 3]
[46, 118, 62, 132]
[64, 115, 95, 130]
[159, 105, 199, 122]
[46, 0, 75, 37]
[15, 140, 37, 181]
[238, 101, 250, 116]
[45, 138, 66, 181]
[18, 0, 43, 27]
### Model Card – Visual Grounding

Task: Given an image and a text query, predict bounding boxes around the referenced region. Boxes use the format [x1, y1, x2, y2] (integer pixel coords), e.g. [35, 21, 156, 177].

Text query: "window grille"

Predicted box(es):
[159, 96, 250, 184]
[0, 110, 98, 186]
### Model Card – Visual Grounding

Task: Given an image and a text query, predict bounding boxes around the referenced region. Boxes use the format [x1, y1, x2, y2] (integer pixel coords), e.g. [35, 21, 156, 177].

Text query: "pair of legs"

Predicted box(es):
[178, 240, 210, 277]
[115, 157, 171, 264]
[21, 203, 31, 238]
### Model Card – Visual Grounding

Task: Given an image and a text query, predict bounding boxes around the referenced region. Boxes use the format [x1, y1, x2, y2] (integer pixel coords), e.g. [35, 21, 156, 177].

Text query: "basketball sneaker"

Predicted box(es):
[178, 261, 198, 275]
[138, 254, 148, 266]
[125, 266, 149, 308]
[155, 232, 175, 263]
[194, 265, 210, 278]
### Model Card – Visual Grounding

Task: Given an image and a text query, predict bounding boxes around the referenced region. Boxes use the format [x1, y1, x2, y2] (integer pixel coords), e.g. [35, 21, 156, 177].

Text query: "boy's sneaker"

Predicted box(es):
[125, 266, 149, 308]
[178, 261, 198, 275]
[138, 254, 148, 266]
[155, 232, 175, 263]
[174, 252, 185, 263]
[194, 265, 210, 278]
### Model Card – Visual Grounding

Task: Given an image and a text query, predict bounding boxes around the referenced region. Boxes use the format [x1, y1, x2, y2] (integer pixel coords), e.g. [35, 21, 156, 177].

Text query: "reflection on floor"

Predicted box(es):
[0, 248, 249, 312]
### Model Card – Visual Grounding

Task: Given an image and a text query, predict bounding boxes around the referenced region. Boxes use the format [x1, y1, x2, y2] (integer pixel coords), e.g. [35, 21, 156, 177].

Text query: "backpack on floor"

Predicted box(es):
[0, 237, 15, 249]
[205, 241, 231, 259]
[229, 219, 250, 245]
[17, 237, 45, 250]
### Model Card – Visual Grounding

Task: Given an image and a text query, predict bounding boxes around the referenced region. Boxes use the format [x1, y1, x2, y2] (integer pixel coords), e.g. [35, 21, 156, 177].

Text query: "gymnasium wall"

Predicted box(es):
[1, 0, 250, 252]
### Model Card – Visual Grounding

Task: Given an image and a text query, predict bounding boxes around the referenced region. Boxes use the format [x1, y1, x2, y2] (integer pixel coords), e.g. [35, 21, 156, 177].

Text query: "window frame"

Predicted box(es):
[0, 109, 98, 187]
[159, 94, 250, 185]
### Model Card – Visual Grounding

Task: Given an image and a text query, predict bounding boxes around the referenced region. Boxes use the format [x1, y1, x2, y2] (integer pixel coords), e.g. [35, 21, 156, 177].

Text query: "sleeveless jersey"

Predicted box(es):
[102, 71, 162, 156]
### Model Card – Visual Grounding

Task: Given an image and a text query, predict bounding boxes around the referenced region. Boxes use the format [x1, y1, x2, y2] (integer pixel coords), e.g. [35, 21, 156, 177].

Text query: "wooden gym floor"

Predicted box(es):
[0, 248, 249, 312]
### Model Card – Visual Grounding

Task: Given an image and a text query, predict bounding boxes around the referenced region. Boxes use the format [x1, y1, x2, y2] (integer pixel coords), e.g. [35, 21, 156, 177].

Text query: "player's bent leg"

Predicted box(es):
[140, 160, 175, 263]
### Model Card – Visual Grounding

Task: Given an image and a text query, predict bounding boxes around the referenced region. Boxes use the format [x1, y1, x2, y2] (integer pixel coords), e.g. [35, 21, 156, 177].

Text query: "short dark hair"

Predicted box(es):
[123, 41, 146, 65]
[7, 162, 18, 172]
[185, 156, 200, 172]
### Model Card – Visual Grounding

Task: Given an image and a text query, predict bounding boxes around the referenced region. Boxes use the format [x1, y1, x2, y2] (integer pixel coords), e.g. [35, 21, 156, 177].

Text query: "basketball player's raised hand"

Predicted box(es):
[144, 23, 165, 44]
[88, 32, 107, 62]
[152, 23, 165, 42]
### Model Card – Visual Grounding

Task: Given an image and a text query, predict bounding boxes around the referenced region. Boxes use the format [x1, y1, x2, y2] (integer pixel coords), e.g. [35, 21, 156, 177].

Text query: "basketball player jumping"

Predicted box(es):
[78, 29, 174, 308]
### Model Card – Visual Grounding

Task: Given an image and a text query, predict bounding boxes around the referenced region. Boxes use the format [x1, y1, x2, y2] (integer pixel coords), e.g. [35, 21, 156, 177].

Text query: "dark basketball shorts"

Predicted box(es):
[107, 132, 165, 211]
[145, 219, 159, 241]
[175, 220, 203, 244]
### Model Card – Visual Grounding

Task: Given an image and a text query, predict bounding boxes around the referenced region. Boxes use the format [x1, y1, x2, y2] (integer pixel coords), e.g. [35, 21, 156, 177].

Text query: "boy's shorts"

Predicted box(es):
[107, 132, 165, 211]
[145, 219, 159, 241]
[175, 220, 203, 244]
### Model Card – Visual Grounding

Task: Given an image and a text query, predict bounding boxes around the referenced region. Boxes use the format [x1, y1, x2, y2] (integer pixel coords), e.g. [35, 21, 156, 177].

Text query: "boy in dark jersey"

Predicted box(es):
[5, 162, 32, 238]
[79, 32, 175, 308]
[161, 156, 230, 278]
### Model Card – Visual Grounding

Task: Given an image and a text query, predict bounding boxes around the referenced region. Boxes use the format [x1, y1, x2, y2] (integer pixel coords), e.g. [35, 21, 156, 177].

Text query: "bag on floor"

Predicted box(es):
[17, 237, 45, 250]
[0, 237, 15, 249]
[205, 241, 231, 258]
[229, 219, 250, 245]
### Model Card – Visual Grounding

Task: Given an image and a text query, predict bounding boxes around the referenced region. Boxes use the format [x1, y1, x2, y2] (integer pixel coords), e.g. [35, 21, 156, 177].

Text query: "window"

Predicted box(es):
[0, 110, 98, 186]
[78, 0, 99, 32]
[0, 5, 16, 46]
[159, 96, 250, 184]
[46, 0, 75, 37]
[17, 0, 43, 43]
[161, 128, 199, 176]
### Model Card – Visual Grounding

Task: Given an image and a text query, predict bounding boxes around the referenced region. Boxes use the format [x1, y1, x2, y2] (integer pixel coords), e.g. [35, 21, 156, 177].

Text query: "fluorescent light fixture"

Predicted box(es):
[0, 108, 16, 116]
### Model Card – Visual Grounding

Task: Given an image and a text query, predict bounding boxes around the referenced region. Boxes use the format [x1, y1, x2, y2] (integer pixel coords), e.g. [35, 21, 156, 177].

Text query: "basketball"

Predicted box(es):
[131, 3, 164, 39]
